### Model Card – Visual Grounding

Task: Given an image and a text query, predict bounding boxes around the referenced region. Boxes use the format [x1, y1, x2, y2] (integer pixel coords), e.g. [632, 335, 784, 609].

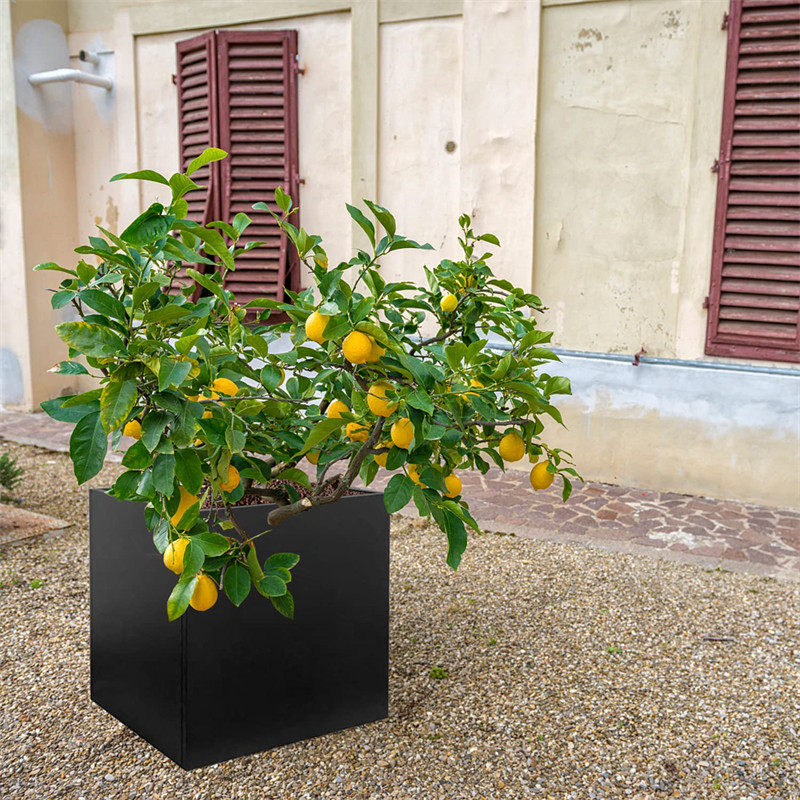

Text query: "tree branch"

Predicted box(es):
[266, 417, 385, 526]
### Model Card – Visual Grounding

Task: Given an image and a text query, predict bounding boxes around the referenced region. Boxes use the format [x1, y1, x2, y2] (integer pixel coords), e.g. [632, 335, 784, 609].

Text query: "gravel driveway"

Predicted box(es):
[1, 441, 798, 799]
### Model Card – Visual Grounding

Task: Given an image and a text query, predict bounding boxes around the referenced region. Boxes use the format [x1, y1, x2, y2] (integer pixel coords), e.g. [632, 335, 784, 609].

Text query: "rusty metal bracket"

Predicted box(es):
[632, 347, 647, 367]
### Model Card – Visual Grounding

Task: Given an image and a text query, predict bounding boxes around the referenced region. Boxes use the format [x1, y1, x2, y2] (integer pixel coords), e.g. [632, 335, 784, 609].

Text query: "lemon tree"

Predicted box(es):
[39, 149, 579, 621]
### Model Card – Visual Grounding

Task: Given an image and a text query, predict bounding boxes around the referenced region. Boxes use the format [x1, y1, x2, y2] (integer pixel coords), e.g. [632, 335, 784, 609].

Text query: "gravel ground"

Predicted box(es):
[1, 440, 799, 800]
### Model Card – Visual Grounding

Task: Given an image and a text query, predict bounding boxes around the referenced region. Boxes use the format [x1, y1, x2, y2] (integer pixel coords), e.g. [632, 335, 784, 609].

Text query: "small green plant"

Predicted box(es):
[29, 579, 45, 589]
[0, 452, 23, 504]
[606, 645, 623, 655]
[428, 666, 449, 679]
[487, 637, 497, 646]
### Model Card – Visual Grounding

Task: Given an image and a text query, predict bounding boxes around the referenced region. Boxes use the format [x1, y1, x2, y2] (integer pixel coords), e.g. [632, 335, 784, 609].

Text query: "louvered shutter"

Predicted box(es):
[216, 30, 300, 307]
[176, 33, 221, 279]
[706, 0, 800, 362]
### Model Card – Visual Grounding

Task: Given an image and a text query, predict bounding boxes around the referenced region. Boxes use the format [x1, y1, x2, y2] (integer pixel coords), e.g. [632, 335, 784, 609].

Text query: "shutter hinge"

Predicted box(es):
[711, 159, 720, 173]
[171, 73, 177, 85]
[703, 296, 710, 309]
[293, 170, 306, 186]
[294, 54, 305, 76]
[721, 12, 729, 30]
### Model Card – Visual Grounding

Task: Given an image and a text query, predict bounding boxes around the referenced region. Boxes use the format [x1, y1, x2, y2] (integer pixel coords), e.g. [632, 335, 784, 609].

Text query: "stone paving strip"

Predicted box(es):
[0, 505, 72, 546]
[1, 410, 798, 580]
[1, 441, 798, 799]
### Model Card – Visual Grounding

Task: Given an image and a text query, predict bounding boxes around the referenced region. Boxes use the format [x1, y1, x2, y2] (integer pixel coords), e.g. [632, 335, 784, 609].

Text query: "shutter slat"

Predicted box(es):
[739, 37, 800, 55]
[736, 67, 800, 83]
[730, 160, 800, 175]
[741, 7, 800, 24]
[734, 99, 800, 114]
[722, 277, 800, 295]
[732, 130, 800, 145]
[739, 22, 800, 38]
[718, 305, 798, 323]
[735, 85, 800, 100]
[728, 204, 800, 220]
[718, 320, 797, 337]
[729, 190, 800, 205]
[720, 290, 799, 308]
[724, 233, 800, 250]
[723, 249, 800, 265]
[726, 220, 800, 235]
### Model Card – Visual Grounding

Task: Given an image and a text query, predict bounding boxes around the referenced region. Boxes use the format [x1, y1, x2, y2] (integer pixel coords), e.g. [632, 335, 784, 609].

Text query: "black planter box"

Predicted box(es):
[89, 489, 390, 769]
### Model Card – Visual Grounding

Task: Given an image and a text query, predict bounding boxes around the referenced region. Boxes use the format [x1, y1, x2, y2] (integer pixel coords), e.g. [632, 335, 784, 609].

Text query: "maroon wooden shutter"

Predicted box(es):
[217, 30, 300, 306]
[706, 0, 800, 363]
[176, 32, 221, 230]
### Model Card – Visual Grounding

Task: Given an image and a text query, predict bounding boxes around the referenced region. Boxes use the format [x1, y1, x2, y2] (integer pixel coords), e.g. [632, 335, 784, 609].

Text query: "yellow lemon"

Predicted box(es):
[326, 399, 349, 419]
[391, 418, 414, 450]
[342, 331, 373, 364]
[198, 391, 218, 419]
[211, 377, 238, 397]
[440, 293, 458, 313]
[464, 379, 484, 399]
[170, 486, 197, 527]
[408, 463, 426, 487]
[499, 432, 526, 462]
[220, 464, 240, 493]
[190, 573, 218, 612]
[366, 337, 385, 363]
[123, 419, 142, 439]
[305, 311, 330, 344]
[307, 451, 320, 465]
[367, 381, 398, 418]
[374, 443, 391, 468]
[530, 462, 555, 491]
[444, 473, 462, 498]
[163, 537, 190, 574]
[346, 422, 370, 443]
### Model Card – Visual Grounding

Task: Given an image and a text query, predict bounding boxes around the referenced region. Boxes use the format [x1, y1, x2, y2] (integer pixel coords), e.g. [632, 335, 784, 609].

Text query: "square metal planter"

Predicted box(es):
[89, 489, 390, 769]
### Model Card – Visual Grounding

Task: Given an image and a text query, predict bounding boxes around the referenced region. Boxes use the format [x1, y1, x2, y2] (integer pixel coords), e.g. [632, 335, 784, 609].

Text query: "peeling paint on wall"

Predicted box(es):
[13, 19, 72, 133]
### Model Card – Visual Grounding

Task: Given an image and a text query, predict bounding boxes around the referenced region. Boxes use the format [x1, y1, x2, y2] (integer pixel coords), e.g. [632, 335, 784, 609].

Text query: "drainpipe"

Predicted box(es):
[28, 69, 113, 91]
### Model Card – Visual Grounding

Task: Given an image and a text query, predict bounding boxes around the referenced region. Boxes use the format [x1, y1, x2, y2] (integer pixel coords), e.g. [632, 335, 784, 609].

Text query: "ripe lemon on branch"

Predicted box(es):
[530, 462, 555, 491]
[220, 464, 240, 493]
[163, 537, 189, 574]
[305, 311, 329, 344]
[342, 331, 373, 364]
[346, 422, 370, 442]
[326, 399, 349, 419]
[190, 573, 218, 611]
[123, 419, 142, 439]
[440, 293, 458, 313]
[170, 486, 197, 527]
[367, 381, 398, 417]
[391, 418, 414, 450]
[499, 431, 525, 462]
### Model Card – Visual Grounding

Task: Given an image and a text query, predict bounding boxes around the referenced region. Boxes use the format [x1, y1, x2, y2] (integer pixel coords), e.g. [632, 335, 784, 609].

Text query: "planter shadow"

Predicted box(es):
[89, 489, 390, 769]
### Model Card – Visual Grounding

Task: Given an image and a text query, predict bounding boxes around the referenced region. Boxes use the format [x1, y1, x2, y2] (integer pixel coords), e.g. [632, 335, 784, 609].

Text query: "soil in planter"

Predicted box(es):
[202, 479, 363, 509]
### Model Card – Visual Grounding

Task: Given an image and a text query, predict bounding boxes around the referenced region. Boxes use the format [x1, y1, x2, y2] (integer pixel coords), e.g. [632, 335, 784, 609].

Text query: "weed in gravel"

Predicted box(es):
[429, 666, 449, 679]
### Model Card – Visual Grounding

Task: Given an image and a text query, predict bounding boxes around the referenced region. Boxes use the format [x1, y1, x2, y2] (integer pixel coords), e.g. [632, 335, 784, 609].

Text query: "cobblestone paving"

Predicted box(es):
[2, 409, 798, 580]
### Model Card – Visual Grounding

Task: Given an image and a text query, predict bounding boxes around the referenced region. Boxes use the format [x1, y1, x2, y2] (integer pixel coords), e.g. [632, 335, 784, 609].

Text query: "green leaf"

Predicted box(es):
[99, 378, 137, 434]
[62, 388, 102, 408]
[264, 552, 300, 571]
[384, 473, 414, 514]
[152, 453, 176, 495]
[364, 199, 396, 237]
[477, 232, 500, 246]
[167, 575, 197, 621]
[186, 267, 231, 304]
[79, 289, 127, 321]
[142, 305, 193, 324]
[49, 360, 89, 376]
[34, 261, 77, 276]
[175, 448, 204, 494]
[69, 411, 108, 485]
[180, 539, 205, 579]
[132, 281, 160, 308]
[406, 389, 434, 415]
[158, 357, 193, 391]
[110, 169, 170, 186]
[271, 589, 295, 619]
[40, 396, 98, 423]
[51, 290, 76, 310]
[56, 321, 126, 358]
[121, 439, 151, 469]
[225, 427, 247, 454]
[169, 172, 202, 200]
[345, 203, 376, 247]
[141, 411, 170, 452]
[442, 508, 468, 570]
[258, 574, 287, 597]
[260, 364, 283, 390]
[296, 418, 346, 456]
[224, 562, 251, 606]
[194, 532, 230, 557]
[246, 543, 265, 582]
[120, 203, 171, 246]
[185, 147, 227, 177]
[272, 468, 310, 489]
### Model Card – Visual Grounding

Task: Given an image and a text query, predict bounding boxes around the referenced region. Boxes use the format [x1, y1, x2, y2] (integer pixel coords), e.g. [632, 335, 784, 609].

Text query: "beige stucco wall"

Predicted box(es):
[532, 0, 799, 509]
[3, 0, 86, 409]
[535, 0, 728, 359]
